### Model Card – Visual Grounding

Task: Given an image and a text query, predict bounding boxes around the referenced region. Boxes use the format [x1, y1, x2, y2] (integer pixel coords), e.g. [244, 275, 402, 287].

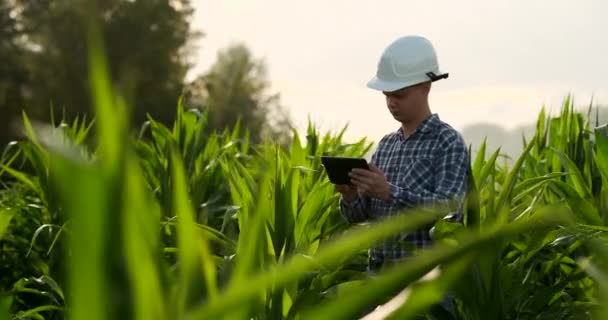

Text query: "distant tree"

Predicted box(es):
[5, 0, 200, 131]
[0, 2, 201, 314]
[185, 43, 293, 145]
[0, 1, 29, 143]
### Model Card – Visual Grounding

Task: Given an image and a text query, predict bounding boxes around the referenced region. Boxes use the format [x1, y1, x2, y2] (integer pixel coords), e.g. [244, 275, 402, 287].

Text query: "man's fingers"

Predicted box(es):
[350, 177, 364, 188]
[354, 182, 368, 193]
[368, 163, 382, 173]
[350, 169, 376, 181]
[351, 168, 374, 176]
[350, 174, 373, 187]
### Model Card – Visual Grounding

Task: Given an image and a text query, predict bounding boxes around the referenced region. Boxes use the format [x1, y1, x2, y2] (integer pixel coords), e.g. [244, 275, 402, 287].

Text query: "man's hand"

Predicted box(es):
[349, 163, 391, 201]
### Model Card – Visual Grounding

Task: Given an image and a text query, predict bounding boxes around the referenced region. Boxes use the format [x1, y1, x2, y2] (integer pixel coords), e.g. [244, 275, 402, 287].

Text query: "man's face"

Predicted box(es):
[382, 82, 429, 122]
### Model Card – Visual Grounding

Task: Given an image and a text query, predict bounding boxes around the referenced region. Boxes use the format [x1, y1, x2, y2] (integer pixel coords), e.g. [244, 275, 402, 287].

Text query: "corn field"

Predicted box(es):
[2, 24, 608, 320]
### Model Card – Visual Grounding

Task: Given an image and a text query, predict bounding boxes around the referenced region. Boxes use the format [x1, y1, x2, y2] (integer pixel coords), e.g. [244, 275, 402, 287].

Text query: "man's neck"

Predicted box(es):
[401, 109, 432, 137]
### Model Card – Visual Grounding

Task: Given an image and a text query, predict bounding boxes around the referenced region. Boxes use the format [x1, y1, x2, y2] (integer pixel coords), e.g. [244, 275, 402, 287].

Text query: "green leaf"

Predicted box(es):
[300, 204, 572, 320]
[479, 148, 501, 187]
[172, 148, 213, 312]
[550, 181, 601, 225]
[535, 106, 548, 155]
[295, 183, 332, 250]
[0, 294, 12, 320]
[553, 148, 592, 199]
[385, 254, 475, 319]
[27, 224, 63, 257]
[0, 162, 38, 192]
[50, 154, 109, 320]
[472, 138, 487, 183]
[29, 275, 65, 302]
[0, 208, 15, 240]
[187, 208, 444, 319]
[578, 238, 608, 320]
[224, 168, 272, 318]
[15, 305, 63, 319]
[123, 153, 166, 320]
[594, 129, 608, 182]
[495, 137, 536, 221]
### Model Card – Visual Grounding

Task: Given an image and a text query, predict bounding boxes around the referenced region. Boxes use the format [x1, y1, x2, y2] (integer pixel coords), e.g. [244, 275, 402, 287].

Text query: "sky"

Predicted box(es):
[187, 0, 608, 143]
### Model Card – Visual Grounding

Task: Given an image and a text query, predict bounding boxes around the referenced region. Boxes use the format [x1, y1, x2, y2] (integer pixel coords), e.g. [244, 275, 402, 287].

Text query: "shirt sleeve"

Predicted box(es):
[339, 194, 370, 223]
[388, 135, 469, 221]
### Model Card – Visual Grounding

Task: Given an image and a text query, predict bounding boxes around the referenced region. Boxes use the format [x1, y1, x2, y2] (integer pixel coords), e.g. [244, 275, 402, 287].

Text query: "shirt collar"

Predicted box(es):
[397, 113, 440, 140]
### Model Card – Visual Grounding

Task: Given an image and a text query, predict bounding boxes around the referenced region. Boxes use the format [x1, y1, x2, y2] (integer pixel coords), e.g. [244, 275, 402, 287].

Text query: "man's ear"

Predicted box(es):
[421, 81, 432, 94]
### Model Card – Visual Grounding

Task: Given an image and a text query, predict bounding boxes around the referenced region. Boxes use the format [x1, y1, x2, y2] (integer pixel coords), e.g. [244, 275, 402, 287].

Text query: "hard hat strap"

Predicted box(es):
[426, 72, 449, 82]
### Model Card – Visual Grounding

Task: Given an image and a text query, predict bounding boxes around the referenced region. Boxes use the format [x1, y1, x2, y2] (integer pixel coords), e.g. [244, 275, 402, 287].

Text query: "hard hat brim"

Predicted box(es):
[366, 77, 416, 92]
[366, 72, 448, 92]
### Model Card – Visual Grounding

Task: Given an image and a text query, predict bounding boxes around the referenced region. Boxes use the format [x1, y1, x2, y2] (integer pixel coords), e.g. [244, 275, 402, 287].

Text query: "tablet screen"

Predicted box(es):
[321, 156, 369, 185]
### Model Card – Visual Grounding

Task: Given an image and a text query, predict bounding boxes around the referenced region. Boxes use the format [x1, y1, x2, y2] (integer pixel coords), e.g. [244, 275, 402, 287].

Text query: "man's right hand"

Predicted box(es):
[335, 184, 358, 201]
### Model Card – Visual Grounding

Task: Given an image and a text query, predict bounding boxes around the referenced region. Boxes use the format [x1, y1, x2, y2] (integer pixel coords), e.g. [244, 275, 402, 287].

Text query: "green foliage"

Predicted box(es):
[185, 43, 294, 145]
[3, 87, 608, 319]
[2, 8, 608, 320]
[0, 0, 200, 145]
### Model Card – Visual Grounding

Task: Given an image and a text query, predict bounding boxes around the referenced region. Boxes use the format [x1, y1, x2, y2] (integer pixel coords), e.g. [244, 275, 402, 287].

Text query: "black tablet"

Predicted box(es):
[321, 156, 370, 185]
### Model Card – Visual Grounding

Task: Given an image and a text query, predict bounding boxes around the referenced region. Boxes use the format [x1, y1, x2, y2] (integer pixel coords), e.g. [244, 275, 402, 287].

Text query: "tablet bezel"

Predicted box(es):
[321, 156, 370, 185]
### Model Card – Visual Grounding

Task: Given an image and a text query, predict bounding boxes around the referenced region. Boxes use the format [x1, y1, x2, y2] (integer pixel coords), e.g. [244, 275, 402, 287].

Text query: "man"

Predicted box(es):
[337, 35, 469, 271]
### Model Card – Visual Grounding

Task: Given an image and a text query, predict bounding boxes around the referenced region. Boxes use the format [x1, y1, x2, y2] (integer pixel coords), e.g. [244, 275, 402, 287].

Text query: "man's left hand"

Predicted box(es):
[349, 163, 391, 201]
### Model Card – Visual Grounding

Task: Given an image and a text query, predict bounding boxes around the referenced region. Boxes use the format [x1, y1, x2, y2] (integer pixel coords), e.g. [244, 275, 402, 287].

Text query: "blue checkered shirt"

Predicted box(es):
[339, 113, 469, 265]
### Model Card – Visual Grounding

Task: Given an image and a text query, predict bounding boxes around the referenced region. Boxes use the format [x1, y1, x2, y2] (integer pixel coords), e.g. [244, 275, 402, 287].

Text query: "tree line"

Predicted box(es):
[0, 0, 292, 146]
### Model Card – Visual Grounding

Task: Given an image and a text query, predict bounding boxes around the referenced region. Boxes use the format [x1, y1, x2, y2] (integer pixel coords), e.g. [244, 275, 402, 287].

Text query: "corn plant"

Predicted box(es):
[0, 111, 95, 319]
[3, 9, 608, 320]
[444, 100, 608, 320]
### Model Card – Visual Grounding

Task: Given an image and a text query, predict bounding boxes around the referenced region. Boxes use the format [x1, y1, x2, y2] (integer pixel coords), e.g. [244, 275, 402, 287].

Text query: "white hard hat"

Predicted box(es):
[367, 35, 448, 92]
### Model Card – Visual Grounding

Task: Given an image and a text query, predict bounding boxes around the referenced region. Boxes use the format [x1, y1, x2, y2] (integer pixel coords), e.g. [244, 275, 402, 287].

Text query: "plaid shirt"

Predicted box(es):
[340, 113, 469, 266]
